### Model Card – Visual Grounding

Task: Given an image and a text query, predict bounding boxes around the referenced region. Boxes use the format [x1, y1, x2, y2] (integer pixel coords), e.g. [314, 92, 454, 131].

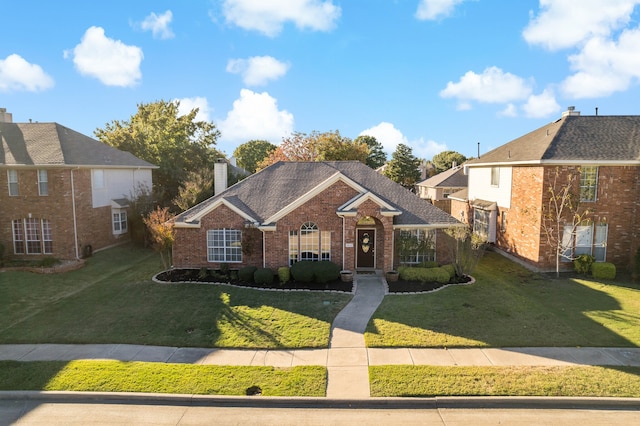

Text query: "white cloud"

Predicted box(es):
[561, 28, 640, 98]
[498, 103, 518, 117]
[522, 89, 561, 118]
[217, 89, 294, 147]
[67, 26, 143, 87]
[415, 0, 466, 21]
[440, 66, 532, 108]
[226, 56, 290, 86]
[175, 97, 212, 122]
[523, 0, 640, 51]
[140, 10, 174, 39]
[220, 0, 341, 37]
[0, 54, 54, 92]
[359, 122, 447, 158]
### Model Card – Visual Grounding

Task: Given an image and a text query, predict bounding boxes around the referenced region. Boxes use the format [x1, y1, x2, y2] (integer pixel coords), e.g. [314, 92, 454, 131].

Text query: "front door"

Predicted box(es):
[356, 229, 375, 268]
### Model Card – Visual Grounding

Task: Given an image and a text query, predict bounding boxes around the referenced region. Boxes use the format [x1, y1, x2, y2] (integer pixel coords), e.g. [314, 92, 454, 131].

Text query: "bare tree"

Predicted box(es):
[541, 167, 592, 277]
[444, 226, 486, 278]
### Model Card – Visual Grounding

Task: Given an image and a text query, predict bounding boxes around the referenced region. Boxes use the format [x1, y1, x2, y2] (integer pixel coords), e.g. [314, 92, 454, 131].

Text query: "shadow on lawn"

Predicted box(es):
[367, 252, 637, 348]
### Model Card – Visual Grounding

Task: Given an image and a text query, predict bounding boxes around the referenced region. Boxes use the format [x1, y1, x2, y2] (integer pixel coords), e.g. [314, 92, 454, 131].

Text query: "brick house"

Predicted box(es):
[450, 107, 640, 272]
[173, 161, 462, 272]
[0, 109, 156, 261]
[416, 164, 467, 214]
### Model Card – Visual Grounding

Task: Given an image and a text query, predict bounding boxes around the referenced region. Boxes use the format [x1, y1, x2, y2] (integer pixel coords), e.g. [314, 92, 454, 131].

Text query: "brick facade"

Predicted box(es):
[173, 180, 453, 272]
[0, 167, 132, 261]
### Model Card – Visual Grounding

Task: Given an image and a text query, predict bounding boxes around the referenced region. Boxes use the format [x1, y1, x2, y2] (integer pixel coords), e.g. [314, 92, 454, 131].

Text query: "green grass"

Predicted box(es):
[370, 365, 640, 397]
[366, 252, 640, 348]
[0, 361, 326, 396]
[0, 245, 352, 349]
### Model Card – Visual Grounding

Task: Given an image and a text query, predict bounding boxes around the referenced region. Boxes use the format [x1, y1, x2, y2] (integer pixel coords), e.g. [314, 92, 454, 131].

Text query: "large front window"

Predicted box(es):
[12, 218, 53, 255]
[580, 166, 598, 202]
[398, 229, 436, 264]
[207, 229, 242, 262]
[289, 222, 331, 266]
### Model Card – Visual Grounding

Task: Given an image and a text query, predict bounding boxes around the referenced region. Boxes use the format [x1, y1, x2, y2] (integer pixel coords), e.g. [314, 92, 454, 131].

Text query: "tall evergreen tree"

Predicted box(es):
[355, 135, 387, 169]
[383, 143, 421, 190]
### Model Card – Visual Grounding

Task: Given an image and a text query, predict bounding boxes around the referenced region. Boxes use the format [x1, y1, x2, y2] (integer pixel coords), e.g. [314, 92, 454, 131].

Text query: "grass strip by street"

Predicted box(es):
[370, 365, 640, 397]
[0, 361, 326, 397]
[367, 251, 640, 348]
[0, 245, 352, 349]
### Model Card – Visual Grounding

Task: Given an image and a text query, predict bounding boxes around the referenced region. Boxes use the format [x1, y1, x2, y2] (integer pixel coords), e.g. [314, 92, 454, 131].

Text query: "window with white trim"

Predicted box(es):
[112, 209, 128, 234]
[473, 208, 490, 241]
[12, 218, 53, 254]
[398, 229, 436, 264]
[289, 222, 331, 265]
[38, 170, 48, 196]
[580, 166, 598, 202]
[491, 167, 500, 187]
[7, 170, 18, 196]
[561, 223, 608, 262]
[207, 229, 242, 262]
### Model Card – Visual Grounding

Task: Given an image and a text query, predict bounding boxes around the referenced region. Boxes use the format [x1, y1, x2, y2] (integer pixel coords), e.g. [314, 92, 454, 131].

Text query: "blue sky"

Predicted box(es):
[2, 1, 640, 160]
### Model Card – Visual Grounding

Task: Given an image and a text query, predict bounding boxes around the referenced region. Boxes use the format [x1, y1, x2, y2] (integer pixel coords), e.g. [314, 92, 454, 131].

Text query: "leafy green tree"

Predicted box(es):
[383, 143, 421, 190]
[432, 150, 467, 173]
[355, 135, 387, 169]
[233, 140, 277, 173]
[94, 100, 222, 207]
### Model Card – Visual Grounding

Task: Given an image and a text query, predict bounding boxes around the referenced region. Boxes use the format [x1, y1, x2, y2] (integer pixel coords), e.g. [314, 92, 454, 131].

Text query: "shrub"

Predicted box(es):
[254, 268, 275, 285]
[291, 261, 315, 282]
[198, 267, 209, 279]
[398, 266, 450, 284]
[38, 257, 59, 268]
[313, 261, 341, 283]
[278, 267, 290, 284]
[0, 242, 4, 267]
[592, 262, 616, 280]
[441, 263, 456, 280]
[417, 260, 438, 269]
[219, 263, 230, 277]
[573, 254, 594, 275]
[238, 266, 257, 283]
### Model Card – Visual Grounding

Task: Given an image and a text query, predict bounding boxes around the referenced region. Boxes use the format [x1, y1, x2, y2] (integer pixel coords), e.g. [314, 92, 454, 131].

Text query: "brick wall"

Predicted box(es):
[1, 167, 131, 261]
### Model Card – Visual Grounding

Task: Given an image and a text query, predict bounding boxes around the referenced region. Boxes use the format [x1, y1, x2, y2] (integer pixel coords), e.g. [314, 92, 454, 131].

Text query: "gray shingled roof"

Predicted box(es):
[417, 165, 468, 188]
[176, 161, 461, 227]
[467, 115, 640, 166]
[0, 122, 156, 168]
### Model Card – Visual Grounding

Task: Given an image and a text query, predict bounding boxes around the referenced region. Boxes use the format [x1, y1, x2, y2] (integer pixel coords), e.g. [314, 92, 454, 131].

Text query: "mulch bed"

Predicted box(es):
[155, 269, 473, 294]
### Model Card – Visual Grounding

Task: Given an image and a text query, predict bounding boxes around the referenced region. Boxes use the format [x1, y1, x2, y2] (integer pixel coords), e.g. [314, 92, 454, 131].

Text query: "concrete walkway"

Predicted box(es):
[2, 274, 640, 399]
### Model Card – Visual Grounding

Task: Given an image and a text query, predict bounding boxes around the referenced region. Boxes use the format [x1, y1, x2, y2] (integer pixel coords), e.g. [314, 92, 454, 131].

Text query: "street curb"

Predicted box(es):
[2, 391, 640, 410]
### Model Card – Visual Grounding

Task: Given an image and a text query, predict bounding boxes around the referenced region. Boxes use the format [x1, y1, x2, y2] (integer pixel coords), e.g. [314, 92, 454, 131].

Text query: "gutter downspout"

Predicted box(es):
[341, 215, 345, 271]
[71, 169, 80, 259]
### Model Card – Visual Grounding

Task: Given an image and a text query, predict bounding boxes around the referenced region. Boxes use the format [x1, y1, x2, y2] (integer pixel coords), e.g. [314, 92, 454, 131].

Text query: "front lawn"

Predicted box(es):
[366, 251, 640, 348]
[0, 245, 351, 349]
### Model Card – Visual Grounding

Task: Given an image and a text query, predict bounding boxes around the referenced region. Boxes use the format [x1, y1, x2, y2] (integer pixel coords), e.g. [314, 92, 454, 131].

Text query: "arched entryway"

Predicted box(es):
[355, 216, 384, 270]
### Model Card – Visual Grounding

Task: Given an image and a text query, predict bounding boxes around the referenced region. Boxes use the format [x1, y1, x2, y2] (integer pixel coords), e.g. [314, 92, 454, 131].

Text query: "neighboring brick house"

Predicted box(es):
[451, 107, 640, 272]
[416, 165, 467, 213]
[173, 161, 462, 272]
[0, 109, 156, 261]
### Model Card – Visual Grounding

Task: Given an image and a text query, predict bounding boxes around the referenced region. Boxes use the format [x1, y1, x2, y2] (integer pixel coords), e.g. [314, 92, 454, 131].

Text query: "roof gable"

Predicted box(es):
[417, 165, 468, 188]
[174, 161, 461, 228]
[0, 122, 156, 168]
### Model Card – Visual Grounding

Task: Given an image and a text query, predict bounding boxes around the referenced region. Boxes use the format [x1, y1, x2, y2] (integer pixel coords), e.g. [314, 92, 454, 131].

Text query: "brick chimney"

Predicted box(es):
[214, 158, 228, 195]
[0, 108, 13, 123]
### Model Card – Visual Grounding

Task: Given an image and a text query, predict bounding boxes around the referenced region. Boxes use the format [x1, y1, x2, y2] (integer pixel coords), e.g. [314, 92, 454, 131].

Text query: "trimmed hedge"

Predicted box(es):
[573, 254, 595, 275]
[254, 268, 275, 285]
[398, 266, 450, 284]
[290, 260, 341, 283]
[238, 266, 257, 283]
[441, 263, 456, 280]
[592, 262, 616, 280]
[417, 261, 439, 269]
[278, 267, 290, 284]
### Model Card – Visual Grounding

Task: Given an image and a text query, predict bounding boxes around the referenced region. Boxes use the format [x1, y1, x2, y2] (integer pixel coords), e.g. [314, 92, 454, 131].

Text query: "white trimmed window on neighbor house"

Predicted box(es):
[112, 209, 128, 235]
[580, 166, 598, 202]
[561, 223, 608, 262]
[7, 169, 18, 196]
[12, 218, 53, 255]
[38, 170, 48, 196]
[207, 228, 242, 263]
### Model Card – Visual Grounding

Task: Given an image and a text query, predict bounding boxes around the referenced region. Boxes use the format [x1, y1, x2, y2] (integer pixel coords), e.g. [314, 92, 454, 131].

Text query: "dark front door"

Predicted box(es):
[356, 229, 375, 268]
